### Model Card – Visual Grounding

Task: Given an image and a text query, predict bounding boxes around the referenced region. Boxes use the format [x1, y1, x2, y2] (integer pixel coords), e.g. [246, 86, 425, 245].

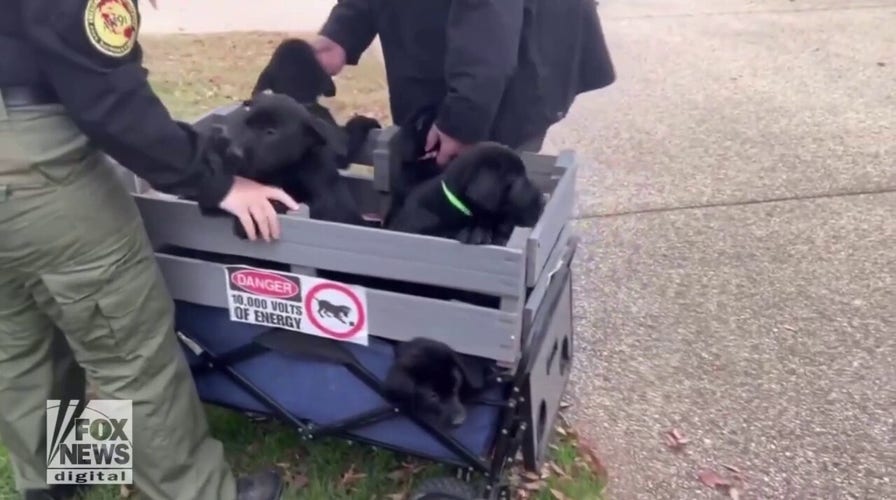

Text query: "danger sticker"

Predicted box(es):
[223, 266, 369, 345]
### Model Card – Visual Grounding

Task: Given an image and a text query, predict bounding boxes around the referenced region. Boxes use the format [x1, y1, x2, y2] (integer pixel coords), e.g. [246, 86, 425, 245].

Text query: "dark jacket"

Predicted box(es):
[3, 0, 234, 209]
[320, 0, 616, 148]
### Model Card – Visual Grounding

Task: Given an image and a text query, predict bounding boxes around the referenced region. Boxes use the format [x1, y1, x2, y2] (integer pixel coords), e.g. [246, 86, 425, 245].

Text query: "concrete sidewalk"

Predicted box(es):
[141, 1, 896, 498]
[550, 1, 895, 498]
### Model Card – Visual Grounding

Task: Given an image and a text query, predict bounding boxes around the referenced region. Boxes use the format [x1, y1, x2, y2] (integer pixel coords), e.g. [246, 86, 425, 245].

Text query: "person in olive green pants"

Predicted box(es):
[1, 0, 297, 498]
[0, 88, 287, 500]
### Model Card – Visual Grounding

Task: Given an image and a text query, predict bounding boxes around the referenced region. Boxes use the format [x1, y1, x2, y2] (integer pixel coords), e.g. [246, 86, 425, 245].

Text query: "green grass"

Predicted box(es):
[0, 405, 603, 499]
[0, 32, 605, 500]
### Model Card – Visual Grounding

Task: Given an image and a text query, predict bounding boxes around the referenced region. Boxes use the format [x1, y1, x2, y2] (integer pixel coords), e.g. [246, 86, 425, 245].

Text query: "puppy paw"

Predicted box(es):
[346, 114, 382, 132]
[343, 115, 383, 168]
[455, 225, 494, 245]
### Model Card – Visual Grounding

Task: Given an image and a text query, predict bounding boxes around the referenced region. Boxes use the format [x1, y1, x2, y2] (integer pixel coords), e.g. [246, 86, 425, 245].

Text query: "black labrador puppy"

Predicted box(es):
[382, 105, 545, 246]
[209, 90, 371, 232]
[203, 37, 382, 235]
[251, 37, 381, 171]
[384, 337, 487, 429]
[387, 141, 545, 246]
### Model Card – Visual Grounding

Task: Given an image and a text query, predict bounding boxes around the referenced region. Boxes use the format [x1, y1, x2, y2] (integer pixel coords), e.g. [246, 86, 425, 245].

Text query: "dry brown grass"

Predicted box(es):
[141, 31, 392, 124]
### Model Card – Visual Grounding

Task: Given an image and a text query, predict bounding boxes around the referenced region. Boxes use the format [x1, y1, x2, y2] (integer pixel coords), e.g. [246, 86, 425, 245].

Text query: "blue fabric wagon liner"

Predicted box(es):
[174, 300, 509, 467]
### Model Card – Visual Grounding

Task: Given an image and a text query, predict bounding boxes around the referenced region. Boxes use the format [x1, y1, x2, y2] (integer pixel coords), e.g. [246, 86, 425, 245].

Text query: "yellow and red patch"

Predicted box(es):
[84, 0, 139, 57]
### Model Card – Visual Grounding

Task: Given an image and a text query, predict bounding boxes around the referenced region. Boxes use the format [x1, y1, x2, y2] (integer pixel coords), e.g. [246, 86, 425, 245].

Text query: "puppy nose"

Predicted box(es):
[210, 124, 245, 160]
[211, 123, 230, 139]
[450, 407, 467, 427]
[227, 143, 245, 161]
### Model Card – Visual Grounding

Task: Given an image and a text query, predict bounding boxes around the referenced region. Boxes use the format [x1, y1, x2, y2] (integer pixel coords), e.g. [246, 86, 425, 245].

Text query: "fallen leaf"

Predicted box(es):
[549, 488, 570, 500]
[284, 473, 309, 490]
[697, 467, 745, 498]
[547, 461, 570, 478]
[576, 439, 609, 481]
[697, 469, 733, 488]
[521, 480, 546, 491]
[119, 485, 134, 498]
[664, 428, 690, 450]
[401, 461, 426, 475]
[520, 471, 542, 482]
[386, 468, 412, 481]
[557, 412, 572, 429]
[339, 464, 367, 489]
[385, 494, 405, 500]
[722, 464, 741, 474]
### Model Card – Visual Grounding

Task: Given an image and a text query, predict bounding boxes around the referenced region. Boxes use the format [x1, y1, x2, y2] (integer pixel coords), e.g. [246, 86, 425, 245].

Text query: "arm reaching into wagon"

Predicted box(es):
[20, 0, 299, 241]
[315, 0, 379, 75]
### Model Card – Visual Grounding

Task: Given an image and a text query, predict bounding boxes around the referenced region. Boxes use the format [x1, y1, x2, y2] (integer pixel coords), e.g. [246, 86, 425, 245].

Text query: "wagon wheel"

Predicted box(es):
[409, 476, 478, 500]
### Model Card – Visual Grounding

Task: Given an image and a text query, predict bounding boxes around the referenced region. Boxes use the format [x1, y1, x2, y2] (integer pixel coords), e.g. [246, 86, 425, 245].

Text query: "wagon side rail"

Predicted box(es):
[107, 102, 578, 367]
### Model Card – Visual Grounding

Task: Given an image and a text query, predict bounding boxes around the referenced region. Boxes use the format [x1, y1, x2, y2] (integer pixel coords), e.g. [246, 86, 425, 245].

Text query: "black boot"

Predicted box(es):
[22, 484, 89, 500]
[236, 469, 284, 500]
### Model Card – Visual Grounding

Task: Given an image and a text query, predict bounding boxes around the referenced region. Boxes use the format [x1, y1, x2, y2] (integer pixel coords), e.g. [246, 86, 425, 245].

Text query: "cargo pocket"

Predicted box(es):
[94, 254, 178, 371]
[37, 240, 171, 373]
[37, 272, 123, 370]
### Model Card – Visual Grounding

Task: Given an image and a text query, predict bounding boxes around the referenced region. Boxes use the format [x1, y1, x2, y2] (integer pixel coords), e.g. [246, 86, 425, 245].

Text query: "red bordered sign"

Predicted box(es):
[223, 265, 369, 346]
[303, 282, 367, 343]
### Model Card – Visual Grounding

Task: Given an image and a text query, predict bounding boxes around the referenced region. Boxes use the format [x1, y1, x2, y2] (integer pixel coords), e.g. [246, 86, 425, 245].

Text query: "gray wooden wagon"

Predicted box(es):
[113, 102, 581, 500]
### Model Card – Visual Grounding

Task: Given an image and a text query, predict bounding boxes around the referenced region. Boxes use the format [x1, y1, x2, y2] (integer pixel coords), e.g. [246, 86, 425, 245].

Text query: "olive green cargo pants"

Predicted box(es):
[0, 95, 238, 500]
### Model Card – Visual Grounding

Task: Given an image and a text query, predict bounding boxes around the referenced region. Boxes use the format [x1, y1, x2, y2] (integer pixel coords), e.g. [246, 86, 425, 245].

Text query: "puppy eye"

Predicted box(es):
[264, 128, 277, 136]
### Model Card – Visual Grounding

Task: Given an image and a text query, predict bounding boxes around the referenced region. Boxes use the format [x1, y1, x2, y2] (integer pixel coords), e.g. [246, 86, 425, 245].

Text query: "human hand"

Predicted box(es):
[423, 124, 470, 166]
[310, 35, 347, 76]
[218, 176, 300, 242]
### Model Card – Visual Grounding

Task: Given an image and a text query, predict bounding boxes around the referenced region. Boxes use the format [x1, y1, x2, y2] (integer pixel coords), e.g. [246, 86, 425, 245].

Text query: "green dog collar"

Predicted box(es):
[441, 180, 473, 217]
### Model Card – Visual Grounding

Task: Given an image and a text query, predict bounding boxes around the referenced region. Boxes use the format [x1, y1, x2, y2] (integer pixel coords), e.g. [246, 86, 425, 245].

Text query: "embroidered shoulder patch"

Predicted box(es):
[83, 0, 139, 58]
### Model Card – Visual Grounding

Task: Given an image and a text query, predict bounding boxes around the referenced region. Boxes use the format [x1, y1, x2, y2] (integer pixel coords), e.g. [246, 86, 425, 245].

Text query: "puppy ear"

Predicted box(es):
[455, 144, 532, 215]
[505, 176, 544, 227]
[451, 352, 486, 392]
[459, 166, 505, 214]
[253, 38, 336, 103]
[344, 115, 382, 167]
[305, 39, 337, 98]
[318, 71, 337, 98]
[303, 113, 348, 157]
[383, 364, 418, 405]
